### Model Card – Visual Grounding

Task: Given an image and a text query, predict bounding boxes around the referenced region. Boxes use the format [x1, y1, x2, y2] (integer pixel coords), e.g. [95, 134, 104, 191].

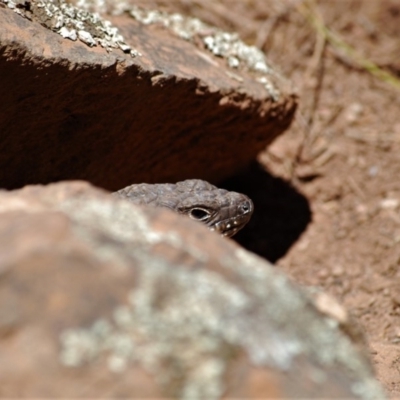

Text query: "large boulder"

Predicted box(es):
[0, 1, 297, 189]
[0, 182, 385, 398]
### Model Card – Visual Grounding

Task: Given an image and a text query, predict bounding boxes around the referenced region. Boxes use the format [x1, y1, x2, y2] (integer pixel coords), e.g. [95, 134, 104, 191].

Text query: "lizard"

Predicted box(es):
[113, 179, 253, 237]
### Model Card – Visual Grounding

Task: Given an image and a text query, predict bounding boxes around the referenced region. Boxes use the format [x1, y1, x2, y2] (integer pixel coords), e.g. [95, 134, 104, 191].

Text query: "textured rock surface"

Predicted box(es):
[0, 181, 385, 398]
[0, 1, 297, 190]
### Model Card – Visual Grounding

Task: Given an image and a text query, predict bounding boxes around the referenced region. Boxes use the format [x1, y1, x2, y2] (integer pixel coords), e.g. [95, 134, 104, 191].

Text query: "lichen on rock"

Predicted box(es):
[0, 0, 140, 55]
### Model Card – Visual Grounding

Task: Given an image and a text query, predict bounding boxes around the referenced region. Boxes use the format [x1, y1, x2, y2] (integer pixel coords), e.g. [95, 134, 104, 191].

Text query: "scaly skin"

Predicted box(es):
[113, 179, 253, 237]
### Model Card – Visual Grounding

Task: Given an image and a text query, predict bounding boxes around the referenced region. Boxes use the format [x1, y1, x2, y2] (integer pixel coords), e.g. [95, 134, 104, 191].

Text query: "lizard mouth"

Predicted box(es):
[211, 198, 254, 237]
[212, 213, 252, 237]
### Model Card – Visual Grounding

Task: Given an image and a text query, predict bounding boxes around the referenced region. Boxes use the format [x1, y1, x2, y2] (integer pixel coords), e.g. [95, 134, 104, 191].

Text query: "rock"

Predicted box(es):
[0, 1, 297, 190]
[0, 181, 385, 398]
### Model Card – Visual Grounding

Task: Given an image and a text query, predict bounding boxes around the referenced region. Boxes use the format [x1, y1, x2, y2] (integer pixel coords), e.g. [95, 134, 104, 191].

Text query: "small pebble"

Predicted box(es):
[368, 166, 378, 177]
[380, 198, 399, 210]
[345, 102, 363, 123]
[332, 265, 344, 277]
[317, 268, 329, 279]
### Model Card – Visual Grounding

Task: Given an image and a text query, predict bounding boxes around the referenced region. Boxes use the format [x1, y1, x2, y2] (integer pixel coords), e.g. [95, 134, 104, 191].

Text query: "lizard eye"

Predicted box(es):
[189, 208, 211, 221]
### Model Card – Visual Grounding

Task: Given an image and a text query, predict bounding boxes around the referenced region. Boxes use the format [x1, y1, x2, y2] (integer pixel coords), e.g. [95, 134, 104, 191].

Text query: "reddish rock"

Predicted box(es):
[0, 182, 385, 398]
[0, 2, 297, 190]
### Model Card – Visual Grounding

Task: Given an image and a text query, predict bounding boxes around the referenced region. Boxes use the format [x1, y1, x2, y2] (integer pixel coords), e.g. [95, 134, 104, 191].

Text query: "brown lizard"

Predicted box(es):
[113, 179, 253, 237]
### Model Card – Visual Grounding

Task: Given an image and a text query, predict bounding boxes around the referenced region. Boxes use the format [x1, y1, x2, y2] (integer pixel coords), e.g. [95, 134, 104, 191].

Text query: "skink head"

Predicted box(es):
[115, 179, 254, 237]
[175, 180, 254, 237]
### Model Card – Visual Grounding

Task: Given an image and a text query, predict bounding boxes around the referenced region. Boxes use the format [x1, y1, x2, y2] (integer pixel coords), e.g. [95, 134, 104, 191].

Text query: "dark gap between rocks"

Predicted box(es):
[222, 161, 312, 263]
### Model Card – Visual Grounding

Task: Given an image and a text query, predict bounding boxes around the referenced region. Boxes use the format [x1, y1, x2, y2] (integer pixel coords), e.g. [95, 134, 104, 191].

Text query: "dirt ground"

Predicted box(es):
[152, 0, 400, 397]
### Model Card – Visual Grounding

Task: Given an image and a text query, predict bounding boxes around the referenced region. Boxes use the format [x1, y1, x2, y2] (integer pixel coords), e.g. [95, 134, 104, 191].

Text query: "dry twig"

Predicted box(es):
[296, 0, 400, 91]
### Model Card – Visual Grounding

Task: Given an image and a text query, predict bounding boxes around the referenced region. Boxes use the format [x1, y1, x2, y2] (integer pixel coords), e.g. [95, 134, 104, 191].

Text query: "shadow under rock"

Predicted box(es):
[221, 162, 312, 264]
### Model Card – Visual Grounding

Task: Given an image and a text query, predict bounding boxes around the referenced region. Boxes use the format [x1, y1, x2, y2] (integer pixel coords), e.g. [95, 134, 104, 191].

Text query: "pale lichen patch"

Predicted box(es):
[59, 261, 249, 399]
[58, 196, 210, 264]
[121, 5, 280, 100]
[0, 0, 141, 56]
[72, 0, 281, 100]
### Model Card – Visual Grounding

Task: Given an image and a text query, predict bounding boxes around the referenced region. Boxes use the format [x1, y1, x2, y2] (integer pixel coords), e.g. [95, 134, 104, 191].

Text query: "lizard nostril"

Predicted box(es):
[240, 200, 252, 214]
